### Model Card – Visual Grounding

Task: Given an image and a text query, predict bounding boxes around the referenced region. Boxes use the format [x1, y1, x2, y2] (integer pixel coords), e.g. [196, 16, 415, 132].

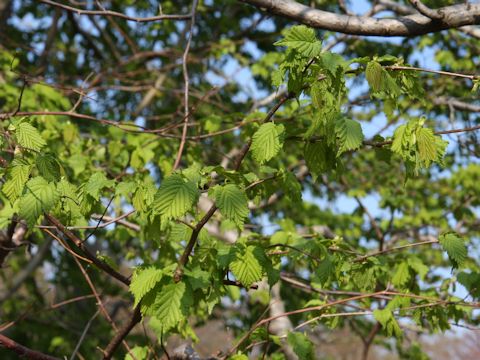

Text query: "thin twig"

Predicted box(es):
[173, 0, 199, 170]
[70, 309, 101, 360]
[39, 0, 191, 22]
[354, 238, 439, 262]
[386, 65, 478, 80]
[83, 196, 115, 243]
[42, 228, 93, 264]
[12, 79, 27, 117]
[44, 214, 130, 285]
[173, 91, 296, 282]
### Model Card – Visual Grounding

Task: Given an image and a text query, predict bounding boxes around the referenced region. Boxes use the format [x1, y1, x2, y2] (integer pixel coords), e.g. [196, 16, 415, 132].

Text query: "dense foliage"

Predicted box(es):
[1, 1, 480, 359]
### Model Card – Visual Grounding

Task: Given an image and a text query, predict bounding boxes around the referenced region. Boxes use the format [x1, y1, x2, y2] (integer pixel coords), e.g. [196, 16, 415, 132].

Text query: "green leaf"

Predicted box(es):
[230, 354, 248, 360]
[15, 122, 46, 151]
[57, 179, 82, 220]
[373, 308, 391, 327]
[439, 233, 467, 268]
[184, 267, 211, 290]
[84, 172, 115, 200]
[391, 123, 408, 156]
[281, 171, 302, 203]
[274, 25, 322, 57]
[214, 184, 249, 227]
[416, 127, 437, 165]
[151, 281, 191, 332]
[130, 267, 164, 307]
[304, 142, 336, 179]
[315, 256, 334, 286]
[366, 61, 383, 92]
[373, 308, 402, 337]
[392, 262, 410, 288]
[251, 123, 284, 164]
[230, 245, 266, 288]
[19, 176, 59, 226]
[125, 346, 148, 360]
[36, 154, 61, 182]
[320, 52, 347, 75]
[153, 174, 198, 219]
[407, 258, 429, 280]
[335, 117, 364, 155]
[457, 272, 480, 298]
[3, 160, 32, 201]
[391, 120, 448, 176]
[287, 332, 315, 360]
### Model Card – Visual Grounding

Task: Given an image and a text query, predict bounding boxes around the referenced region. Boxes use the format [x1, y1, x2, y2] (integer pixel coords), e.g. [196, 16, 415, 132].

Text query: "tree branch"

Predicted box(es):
[238, 0, 480, 37]
[102, 305, 142, 360]
[173, 91, 296, 282]
[408, 0, 444, 20]
[0, 333, 61, 360]
[173, 0, 200, 171]
[44, 214, 131, 286]
[39, 0, 191, 22]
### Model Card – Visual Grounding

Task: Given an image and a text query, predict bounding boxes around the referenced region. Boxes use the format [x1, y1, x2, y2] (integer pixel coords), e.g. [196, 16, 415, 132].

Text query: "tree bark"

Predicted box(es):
[239, 0, 480, 37]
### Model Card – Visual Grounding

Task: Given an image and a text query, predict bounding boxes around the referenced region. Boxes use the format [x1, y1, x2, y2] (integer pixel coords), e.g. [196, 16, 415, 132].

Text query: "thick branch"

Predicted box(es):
[0, 333, 61, 360]
[44, 214, 130, 286]
[239, 0, 480, 37]
[408, 0, 444, 20]
[102, 305, 142, 360]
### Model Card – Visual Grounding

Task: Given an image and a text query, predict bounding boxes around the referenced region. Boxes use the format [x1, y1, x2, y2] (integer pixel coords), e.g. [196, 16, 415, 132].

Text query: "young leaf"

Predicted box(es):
[15, 122, 46, 151]
[84, 172, 115, 200]
[315, 256, 334, 286]
[230, 245, 265, 288]
[320, 52, 347, 75]
[214, 184, 249, 227]
[274, 25, 322, 57]
[2, 160, 32, 202]
[125, 346, 148, 360]
[392, 262, 410, 288]
[287, 332, 315, 360]
[335, 117, 364, 155]
[151, 281, 191, 332]
[36, 153, 61, 182]
[304, 142, 336, 179]
[153, 174, 198, 219]
[365, 61, 383, 92]
[416, 127, 437, 165]
[373, 308, 402, 337]
[19, 176, 59, 226]
[230, 355, 248, 360]
[251, 123, 284, 164]
[130, 267, 164, 307]
[439, 233, 467, 268]
[391, 123, 408, 157]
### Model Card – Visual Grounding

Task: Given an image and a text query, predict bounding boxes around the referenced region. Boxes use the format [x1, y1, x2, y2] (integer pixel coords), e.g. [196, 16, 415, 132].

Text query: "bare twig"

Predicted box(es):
[70, 309, 101, 360]
[39, 0, 191, 22]
[354, 238, 439, 262]
[173, 0, 199, 170]
[44, 214, 130, 285]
